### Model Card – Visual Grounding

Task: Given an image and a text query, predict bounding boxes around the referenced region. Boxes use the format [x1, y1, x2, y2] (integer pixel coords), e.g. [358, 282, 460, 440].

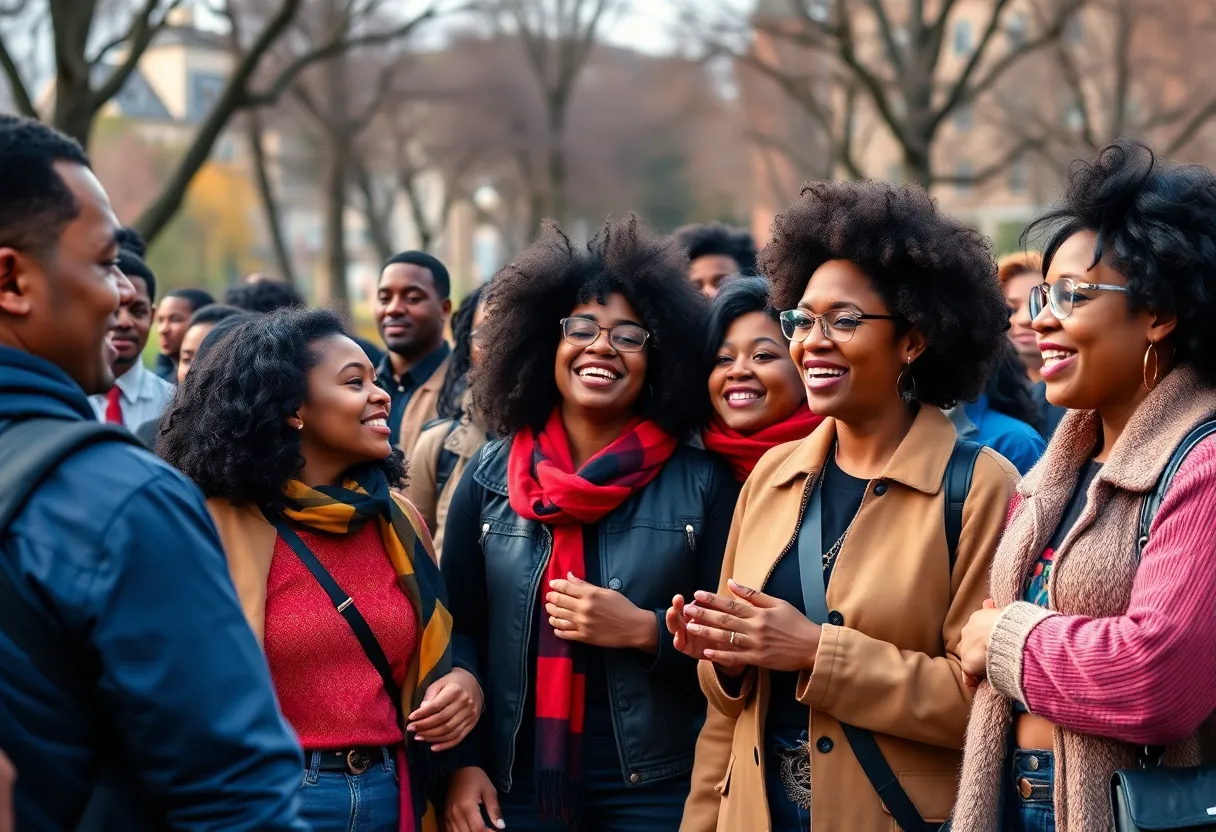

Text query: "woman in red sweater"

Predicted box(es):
[160, 308, 482, 832]
[952, 140, 1216, 830]
[699, 275, 823, 483]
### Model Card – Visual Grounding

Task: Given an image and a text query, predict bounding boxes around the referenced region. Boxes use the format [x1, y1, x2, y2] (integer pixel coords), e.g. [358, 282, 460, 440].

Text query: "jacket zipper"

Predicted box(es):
[685, 524, 696, 553]
[505, 525, 552, 790]
[479, 523, 490, 547]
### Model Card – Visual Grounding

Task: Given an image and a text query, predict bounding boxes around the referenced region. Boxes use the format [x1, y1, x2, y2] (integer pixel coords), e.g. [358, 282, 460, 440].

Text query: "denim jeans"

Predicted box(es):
[765, 730, 811, 832]
[299, 747, 400, 832]
[497, 732, 688, 832]
[1002, 748, 1056, 832]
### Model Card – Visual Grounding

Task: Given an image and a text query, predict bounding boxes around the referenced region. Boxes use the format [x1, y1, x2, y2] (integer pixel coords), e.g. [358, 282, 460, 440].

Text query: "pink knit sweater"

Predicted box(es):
[1020, 435, 1216, 744]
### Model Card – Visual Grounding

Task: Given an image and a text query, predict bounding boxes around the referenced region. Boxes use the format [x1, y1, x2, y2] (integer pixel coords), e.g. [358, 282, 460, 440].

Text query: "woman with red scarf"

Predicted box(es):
[700, 276, 823, 482]
[440, 216, 739, 832]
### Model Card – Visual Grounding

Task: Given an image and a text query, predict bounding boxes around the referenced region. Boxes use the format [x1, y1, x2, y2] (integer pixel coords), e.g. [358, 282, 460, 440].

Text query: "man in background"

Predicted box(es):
[374, 251, 452, 457]
[88, 237, 174, 430]
[673, 221, 757, 298]
[152, 287, 213, 382]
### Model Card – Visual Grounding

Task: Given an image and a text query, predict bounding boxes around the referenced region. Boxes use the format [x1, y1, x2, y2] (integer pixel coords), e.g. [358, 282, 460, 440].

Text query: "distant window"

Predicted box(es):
[808, 0, 828, 23]
[954, 104, 973, 132]
[1006, 13, 1027, 47]
[955, 162, 973, 193]
[1008, 158, 1028, 193]
[188, 72, 226, 122]
[953, 20, 973, 56]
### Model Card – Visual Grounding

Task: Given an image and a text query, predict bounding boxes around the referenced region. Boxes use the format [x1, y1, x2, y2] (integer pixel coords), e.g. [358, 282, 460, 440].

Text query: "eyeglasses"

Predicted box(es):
[1028, 278, 1130, 320]
[559, 317, 651, 353]
[778, 308, 899, 344]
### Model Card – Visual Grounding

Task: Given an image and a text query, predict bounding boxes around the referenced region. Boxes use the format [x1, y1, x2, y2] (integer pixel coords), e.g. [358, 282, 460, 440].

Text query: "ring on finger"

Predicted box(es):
[729, 631, 737, 646]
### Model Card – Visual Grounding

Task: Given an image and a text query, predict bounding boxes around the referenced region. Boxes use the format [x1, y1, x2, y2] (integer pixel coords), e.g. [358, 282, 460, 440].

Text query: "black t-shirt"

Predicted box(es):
[764, 455, 869, 731]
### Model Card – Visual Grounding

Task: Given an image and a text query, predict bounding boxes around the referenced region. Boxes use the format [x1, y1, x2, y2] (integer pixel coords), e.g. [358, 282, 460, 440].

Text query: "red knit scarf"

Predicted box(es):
[701, 404, 824, 482]
[507, 409, 677, 819]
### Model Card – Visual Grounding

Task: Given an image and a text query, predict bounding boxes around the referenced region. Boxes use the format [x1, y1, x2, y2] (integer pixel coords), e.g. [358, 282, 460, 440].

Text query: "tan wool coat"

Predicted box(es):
[951, 366, 1216, 832]
[396, 354, 450, 465]
[682, 407, 1018, 832]
[405, 401, 490, 560]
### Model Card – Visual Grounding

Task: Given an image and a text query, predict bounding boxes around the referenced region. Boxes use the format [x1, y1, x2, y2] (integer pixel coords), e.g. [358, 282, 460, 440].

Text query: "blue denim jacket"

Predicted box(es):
[0, 346, 306, 832]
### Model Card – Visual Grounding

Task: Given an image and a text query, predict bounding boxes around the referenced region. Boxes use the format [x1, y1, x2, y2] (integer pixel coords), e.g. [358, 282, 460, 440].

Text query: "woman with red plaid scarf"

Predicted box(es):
[440, 216, 739, 832]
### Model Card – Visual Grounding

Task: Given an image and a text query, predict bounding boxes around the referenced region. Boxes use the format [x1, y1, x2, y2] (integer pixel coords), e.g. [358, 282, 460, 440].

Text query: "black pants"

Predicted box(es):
[497, 732, 688, 832]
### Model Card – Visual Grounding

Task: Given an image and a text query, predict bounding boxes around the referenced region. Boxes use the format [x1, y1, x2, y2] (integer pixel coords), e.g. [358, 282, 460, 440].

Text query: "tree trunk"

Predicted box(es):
[323, 137, 349, 306]
[546, 93, 569, 226]
[246, 109, 297, 286]
[49, 0, 99, 149]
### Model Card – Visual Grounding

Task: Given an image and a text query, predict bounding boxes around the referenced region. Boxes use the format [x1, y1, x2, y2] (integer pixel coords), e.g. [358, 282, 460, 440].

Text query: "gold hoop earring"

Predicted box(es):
[1143, 341, 1160, 392]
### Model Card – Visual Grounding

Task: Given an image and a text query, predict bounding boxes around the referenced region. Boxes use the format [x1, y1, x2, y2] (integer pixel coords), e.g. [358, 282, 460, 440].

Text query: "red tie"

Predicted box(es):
[104, 386, 123, 425]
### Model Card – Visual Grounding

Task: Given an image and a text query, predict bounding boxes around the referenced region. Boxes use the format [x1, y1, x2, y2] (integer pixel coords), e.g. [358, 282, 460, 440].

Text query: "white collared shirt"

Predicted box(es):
[90, 360, 175, 431]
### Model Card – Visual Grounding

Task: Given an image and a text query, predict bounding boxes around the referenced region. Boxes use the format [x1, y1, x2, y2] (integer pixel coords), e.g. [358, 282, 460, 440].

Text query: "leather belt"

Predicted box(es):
[307, 747, 384, 775]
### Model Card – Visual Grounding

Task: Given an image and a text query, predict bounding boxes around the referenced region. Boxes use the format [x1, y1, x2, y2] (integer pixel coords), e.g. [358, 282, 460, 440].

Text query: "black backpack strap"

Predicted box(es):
[433, 419, 462, 497]
[260, 508, 405, 728]
[944, 439, 983, 570]
[795, 477, 936, 832]
[1137, 417, 1216, 556]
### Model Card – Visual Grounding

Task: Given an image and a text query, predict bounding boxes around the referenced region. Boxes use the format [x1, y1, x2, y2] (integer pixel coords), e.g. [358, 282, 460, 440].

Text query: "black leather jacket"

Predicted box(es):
[441, 438, 738, 791]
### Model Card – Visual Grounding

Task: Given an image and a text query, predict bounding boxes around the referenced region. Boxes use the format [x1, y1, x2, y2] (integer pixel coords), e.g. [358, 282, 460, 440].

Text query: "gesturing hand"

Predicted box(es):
[682, 579, 822, 673]
[546, 572, 658, 652]
[406, 667, 482, 752]
[959, 599, 1003, 684]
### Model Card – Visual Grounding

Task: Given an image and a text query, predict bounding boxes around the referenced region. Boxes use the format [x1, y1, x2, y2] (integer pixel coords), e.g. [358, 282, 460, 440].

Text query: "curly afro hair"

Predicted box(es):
[761, 180, 1007, 408]
[158, 307, 405, 507]
[471, 215, 711, 437]
[674, 222, 757, 273]
[1027, 138, 1216, 386]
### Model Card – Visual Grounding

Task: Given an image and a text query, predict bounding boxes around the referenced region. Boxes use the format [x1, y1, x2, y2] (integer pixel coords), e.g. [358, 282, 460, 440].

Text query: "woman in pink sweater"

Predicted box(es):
[952, 140, 1216, 831]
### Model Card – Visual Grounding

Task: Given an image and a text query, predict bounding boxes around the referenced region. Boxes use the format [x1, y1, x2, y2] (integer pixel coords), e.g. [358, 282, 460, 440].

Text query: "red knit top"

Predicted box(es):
[264, 520, 418, 750]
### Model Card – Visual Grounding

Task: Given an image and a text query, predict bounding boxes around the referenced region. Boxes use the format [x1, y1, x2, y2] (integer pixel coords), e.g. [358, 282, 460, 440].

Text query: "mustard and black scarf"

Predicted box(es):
[278, 467, 452, 832]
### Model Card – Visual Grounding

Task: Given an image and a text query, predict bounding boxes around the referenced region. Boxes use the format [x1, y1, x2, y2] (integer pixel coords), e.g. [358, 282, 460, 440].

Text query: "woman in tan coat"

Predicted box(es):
[669, 181, 1018, 832]
[406, 284, 489, 559]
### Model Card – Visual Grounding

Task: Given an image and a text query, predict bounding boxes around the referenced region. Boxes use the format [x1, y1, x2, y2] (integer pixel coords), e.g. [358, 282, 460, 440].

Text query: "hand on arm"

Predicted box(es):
[959, 599, 1002, 687]
[545, 572, 658, 653]
[407, 667, 483, 752]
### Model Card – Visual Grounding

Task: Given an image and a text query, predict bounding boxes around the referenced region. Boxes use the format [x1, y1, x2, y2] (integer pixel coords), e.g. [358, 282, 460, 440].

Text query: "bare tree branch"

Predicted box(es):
[91, 0, 181, 105]
[0, 32, 36, 117]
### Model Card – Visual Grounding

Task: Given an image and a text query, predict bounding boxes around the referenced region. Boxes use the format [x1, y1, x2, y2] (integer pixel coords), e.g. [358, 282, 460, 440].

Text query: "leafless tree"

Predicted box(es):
[687, 0, 1086, 188]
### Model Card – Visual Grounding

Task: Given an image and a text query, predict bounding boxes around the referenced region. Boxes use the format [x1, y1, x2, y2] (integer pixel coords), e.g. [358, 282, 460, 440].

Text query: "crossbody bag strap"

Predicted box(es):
[261, 509, 405, 728]
[795, 475, 935, 832]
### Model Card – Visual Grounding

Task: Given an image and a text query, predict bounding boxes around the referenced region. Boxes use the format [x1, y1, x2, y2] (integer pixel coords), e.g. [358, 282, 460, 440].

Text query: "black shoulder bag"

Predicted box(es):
[260, 509, 405, 728]
[1109, 417, 1216, 832]
[0, 418, 147, 832]
[797, 438, 981, 832]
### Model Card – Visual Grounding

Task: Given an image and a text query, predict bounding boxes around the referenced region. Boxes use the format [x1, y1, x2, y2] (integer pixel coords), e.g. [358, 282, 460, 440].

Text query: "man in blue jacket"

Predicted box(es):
[0, 118, 306, 829]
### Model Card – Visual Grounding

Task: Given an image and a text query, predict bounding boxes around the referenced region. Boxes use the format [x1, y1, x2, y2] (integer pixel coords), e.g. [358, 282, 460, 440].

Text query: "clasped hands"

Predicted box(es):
[665, 579, 822, 674]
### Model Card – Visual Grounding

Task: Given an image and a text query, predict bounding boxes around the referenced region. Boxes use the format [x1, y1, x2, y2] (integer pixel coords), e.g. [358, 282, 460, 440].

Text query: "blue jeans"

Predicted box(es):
[497, 732, 688, 831]
[764, 730, 811, 832]
[299, 747, 400, 832]
[1002, 749, 1055, 832]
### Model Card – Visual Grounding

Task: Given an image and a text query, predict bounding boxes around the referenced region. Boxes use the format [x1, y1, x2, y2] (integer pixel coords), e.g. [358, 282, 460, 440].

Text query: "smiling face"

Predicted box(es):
[553, 293, 648, 424]
[109, 273, 153, 376]
[709, 310, 805, 432]
[155, 295, 195, 359]
[375, 263, 450, 363]
[1004, 270, 1043, 375]
[689, 254, 739, 299]
[787, 259, 923, 423]
[1033, 230, 1173, 413]
[296, 334, 395, 471]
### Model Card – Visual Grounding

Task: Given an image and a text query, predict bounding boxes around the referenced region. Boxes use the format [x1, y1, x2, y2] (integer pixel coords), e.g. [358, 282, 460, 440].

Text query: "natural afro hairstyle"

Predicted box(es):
[674, 222, 757, 273]
[761, 180, 1007, 408]
[471, 215, 711, 437]
[435, 283, 486, 421]
[1027, 138, 1216, 385]
[158, 307, 405, 507]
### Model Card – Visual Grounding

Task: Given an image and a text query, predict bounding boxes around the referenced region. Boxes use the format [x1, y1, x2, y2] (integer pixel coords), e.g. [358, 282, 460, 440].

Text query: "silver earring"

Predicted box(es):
[896, 359, 918, 404]
[295, 421, 304, 431]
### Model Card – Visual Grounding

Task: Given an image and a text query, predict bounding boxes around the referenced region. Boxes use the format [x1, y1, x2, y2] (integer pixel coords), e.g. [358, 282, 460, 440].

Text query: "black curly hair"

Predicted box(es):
[470, 215, 711, 437]
[701, 275, 780, 374]
[985, 340, 1044, 433]
[435, 283, 487, 421]
[762, 180, 1007, 408]
[158, 307, 405, 506]
[674, 222, 757, 273]
[1026, 138, 1216, 385]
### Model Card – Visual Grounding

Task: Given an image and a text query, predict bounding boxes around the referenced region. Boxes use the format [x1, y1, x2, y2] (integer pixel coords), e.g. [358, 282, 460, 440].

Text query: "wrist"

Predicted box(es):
[801, 623, 823, 672]
[630, 607, 660, 653]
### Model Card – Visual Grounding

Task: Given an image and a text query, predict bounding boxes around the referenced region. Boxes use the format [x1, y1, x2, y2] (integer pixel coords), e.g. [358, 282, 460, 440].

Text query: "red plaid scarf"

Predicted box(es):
[507, 409, 677, 819]
[701, 404, 824, 482]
